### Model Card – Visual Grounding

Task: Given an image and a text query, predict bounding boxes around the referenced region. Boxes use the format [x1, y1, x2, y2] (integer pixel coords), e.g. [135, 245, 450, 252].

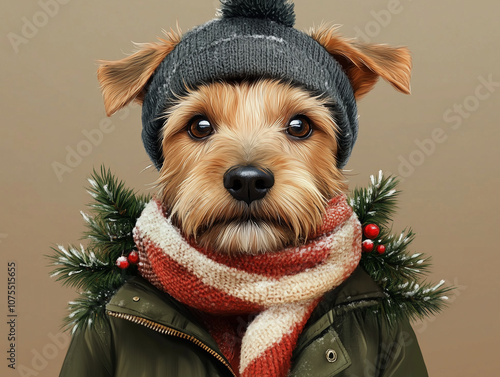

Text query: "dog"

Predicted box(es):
[59, 1, 428, 376]
[97, 28, 410, 256]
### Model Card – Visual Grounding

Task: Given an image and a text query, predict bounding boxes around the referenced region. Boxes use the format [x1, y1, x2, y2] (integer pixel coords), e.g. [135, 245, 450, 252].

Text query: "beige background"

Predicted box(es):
[1, 0, 499, 376]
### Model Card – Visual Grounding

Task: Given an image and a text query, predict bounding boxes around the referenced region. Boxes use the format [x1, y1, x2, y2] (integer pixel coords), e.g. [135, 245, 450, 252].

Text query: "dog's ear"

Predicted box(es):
[310, 25, 411, 100]
[97, 29, 182, 116]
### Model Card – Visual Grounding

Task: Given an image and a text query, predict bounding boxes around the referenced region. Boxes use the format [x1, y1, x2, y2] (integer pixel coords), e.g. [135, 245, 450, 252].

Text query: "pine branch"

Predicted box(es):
[83, 215, 136, 264]
[83, 166, 150, 262]
[360, 229, 431, 284]
[349, 170, 399, 228]
[64, 286, 120, 334]
[380, 280, 452, 325]
[86, 166, 150, 223]
[49, 166, 148, 332]
[350, 171, 455, 325]
[48, 244, 119, 290]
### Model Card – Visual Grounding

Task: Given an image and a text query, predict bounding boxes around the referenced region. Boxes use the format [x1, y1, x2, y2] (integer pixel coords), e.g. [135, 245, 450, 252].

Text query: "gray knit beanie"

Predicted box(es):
[142, 0, 358, 170]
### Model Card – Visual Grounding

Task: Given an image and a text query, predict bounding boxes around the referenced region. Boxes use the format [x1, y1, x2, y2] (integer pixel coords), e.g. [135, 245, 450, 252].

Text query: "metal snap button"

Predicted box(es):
[132, 296, 140, 302]
[325, 349, 338, 363]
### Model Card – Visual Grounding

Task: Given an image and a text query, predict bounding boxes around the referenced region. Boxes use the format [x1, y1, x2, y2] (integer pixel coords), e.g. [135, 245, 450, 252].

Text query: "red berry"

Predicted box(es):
[128, 250, 139, 264]
[362, 239, 374, 252]
[376, 244, 386, 254]
[116, 256, 129, 269]
[363, 224, 380, 239]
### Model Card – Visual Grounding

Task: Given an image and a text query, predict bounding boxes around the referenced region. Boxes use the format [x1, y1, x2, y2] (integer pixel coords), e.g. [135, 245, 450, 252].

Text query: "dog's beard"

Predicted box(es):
[170, 209, 307, 255]
[193, 219, 296, 254]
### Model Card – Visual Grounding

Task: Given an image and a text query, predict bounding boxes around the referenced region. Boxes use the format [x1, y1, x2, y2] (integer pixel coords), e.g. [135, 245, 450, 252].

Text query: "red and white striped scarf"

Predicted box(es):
[134, 195, 361, 377]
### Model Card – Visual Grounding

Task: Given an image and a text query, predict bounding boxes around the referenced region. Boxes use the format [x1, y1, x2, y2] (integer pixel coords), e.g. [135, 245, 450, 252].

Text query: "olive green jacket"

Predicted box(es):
[59, 267, 428, 377]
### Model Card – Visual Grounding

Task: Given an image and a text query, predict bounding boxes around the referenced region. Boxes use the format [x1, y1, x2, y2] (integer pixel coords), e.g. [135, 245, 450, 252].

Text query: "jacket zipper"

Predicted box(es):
[107, 310, 236, 377]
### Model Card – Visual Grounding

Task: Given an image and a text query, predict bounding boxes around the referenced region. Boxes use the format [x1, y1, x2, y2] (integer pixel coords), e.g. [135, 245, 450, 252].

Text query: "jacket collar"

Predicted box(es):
[106, 276, 223, 354]
[309, 265, 385, 320]
[294, 266, 384, 351]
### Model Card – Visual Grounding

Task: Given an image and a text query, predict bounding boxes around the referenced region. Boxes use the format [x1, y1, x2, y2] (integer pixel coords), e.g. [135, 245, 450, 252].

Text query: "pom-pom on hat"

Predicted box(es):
[141, 0, 358, 169]
[218, 0, 296, 26]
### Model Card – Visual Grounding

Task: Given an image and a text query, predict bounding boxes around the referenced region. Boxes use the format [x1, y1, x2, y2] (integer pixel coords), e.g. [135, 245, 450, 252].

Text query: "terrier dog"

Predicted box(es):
[98, 27, 410, 255]
[75, 1, 423, 376]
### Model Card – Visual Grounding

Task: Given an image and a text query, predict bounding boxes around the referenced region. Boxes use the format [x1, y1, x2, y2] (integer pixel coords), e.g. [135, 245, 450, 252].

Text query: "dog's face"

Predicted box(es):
[97, 25, 411, 255]
[157, 79, 346, 254]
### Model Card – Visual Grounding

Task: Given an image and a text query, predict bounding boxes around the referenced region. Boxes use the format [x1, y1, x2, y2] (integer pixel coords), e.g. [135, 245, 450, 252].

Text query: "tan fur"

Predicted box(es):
[309, 24, 412, 99]
[157, 79, 347, 254]
[97, 27, 182, 116]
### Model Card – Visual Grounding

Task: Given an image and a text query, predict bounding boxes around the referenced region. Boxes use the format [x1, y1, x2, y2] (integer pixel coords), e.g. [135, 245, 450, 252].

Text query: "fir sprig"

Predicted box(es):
[350, 171, 453, 325]
[48, 244, 112, 289]
[349, 170, 399, 229]
[65, 288, 119, 334]
[86, 166, 149, 223]
[380, 280, 452, 325]
[361, 229, 431, 284]
[49, 166, 150, 332]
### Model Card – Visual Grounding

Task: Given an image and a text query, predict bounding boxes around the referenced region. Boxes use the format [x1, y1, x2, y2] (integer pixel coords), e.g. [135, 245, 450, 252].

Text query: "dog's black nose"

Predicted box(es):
[223, 166, 274, 205]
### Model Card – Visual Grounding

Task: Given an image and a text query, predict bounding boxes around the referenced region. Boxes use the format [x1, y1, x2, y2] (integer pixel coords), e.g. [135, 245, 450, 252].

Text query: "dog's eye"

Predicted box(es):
[286, 116, 312, 139]
[187, 116, 213, 140]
